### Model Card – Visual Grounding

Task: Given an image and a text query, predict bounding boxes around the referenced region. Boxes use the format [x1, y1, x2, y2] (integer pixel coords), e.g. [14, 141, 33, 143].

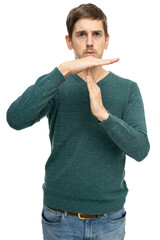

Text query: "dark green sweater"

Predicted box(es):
[6, 67, 150, 214]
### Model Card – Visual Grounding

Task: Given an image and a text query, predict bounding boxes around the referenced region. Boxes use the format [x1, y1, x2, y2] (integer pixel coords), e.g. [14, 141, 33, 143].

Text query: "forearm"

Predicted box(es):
[6, 67, 65, 130]
[98, 112, 150, 161]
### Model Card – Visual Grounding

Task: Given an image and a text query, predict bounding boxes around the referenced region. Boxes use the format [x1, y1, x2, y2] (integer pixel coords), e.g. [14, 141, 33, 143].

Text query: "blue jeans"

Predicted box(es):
[41, 205, 126, 240]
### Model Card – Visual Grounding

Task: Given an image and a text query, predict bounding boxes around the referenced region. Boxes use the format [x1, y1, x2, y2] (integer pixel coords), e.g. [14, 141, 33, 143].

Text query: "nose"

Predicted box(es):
[86, 34, 93, 48]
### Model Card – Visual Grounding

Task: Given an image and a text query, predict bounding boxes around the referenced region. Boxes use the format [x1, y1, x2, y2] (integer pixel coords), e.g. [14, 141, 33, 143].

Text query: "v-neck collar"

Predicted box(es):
[71, 71, 113, 87]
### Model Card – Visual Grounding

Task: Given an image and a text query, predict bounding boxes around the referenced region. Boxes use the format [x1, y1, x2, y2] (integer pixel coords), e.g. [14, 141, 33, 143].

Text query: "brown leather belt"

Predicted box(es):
[50, 207, 104, 219]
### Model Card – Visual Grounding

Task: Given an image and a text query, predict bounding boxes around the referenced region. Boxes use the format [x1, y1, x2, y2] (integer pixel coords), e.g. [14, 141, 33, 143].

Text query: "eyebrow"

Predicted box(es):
[75, 30, 103, 35]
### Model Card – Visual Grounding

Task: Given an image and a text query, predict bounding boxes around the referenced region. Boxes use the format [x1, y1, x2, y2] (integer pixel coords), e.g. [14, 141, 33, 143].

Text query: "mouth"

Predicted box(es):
[85, 51, 95, 56]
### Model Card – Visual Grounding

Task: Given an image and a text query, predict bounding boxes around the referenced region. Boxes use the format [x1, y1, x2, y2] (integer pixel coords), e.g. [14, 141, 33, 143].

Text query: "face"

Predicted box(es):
[65, 18, 109, 59]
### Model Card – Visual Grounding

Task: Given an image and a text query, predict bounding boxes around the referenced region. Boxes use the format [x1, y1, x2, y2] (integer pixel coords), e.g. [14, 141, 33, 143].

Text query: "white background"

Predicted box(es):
[0, 0, 159, 239]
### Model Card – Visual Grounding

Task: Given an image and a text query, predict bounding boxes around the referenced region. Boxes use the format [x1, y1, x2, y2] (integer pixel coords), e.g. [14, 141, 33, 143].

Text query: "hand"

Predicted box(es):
[58, 56, 120, 77]
[86, 68, 109, 120]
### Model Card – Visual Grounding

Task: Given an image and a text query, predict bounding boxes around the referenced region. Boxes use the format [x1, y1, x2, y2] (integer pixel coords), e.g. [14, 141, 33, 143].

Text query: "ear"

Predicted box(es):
[104, 34, 110, 50]
[65, 35, 73, 50]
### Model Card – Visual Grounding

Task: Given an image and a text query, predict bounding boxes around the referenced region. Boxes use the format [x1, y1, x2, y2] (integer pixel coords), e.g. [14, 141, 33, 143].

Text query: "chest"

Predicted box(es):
[58, 81, 126, 119]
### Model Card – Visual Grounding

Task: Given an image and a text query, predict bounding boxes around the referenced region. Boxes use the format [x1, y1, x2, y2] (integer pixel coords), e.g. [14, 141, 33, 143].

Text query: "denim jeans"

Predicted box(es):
[41, 205, 126, 240]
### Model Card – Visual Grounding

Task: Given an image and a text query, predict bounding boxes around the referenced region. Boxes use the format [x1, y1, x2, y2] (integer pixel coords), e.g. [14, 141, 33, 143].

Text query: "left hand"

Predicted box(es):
[86, 68, 108, 119]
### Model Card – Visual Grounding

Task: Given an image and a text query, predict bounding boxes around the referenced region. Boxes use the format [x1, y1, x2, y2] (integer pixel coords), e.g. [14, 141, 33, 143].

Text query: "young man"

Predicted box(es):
[6, 3, 150, 240]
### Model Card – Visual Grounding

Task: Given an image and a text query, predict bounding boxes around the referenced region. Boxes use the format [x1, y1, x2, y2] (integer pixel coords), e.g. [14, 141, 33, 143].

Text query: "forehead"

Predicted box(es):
[73, 18, 104, 32]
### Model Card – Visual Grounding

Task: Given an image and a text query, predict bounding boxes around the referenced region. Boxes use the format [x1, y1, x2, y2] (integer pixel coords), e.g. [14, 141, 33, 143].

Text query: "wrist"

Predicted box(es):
[96, 109, 109, 122]
[58, 63, 70, 77]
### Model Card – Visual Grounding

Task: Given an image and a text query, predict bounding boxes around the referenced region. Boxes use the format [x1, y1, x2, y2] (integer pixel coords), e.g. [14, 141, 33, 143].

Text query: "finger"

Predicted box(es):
[90, 69, 97, 85]
[87, 70, 98, 95]
[87, 68, 91, 76]
[86, 73, 92, 92]
[87, 69, 94, 92]
[98, 58, 120, 66]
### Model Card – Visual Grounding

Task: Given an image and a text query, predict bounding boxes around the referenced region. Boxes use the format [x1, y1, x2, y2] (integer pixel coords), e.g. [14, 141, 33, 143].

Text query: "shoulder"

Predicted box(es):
[110, 71, 136, 85]
[110, 71, 139, 93]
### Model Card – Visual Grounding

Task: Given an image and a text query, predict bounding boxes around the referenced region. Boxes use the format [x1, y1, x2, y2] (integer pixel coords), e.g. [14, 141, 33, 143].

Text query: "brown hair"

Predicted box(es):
[66, 3, 108, 40]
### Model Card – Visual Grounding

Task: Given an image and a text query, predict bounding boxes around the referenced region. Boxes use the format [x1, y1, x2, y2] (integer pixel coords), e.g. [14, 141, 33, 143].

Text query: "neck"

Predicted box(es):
[77, 66, 108, 83]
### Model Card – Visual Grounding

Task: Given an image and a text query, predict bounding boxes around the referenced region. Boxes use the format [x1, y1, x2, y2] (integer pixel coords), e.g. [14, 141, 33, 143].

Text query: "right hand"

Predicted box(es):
[58, 56, 120, 77]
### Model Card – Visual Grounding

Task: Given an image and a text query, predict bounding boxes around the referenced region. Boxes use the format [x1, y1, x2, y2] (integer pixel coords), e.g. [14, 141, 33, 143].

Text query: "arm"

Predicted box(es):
[97, 83, 150, 162]
[6, 56, 119, 130]
[6, 67, 65, 130]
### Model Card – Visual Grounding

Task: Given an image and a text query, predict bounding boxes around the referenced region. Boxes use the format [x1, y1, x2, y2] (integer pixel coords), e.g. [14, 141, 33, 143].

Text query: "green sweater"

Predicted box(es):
[6, 67, 150, 214]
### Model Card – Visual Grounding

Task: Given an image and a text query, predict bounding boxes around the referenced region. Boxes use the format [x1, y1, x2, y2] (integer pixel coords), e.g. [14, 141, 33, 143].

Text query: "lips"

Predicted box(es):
[86, 51, 95, 53]
[85, 51, 95, 56]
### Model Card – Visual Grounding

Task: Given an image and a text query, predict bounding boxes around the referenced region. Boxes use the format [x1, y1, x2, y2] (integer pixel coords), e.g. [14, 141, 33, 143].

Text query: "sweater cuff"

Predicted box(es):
[98, 111, 117, 132]
[47, 67, 66, 85]
[37, 67, 66, 97]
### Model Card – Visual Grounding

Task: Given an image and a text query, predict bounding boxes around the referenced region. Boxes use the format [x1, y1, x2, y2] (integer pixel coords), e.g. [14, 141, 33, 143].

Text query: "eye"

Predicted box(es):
[94, 32, 101, 37]
[79, 33, 86, 37]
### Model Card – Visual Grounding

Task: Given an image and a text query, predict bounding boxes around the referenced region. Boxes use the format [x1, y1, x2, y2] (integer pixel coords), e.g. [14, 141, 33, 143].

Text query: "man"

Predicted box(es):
[6, 3, 150, 240]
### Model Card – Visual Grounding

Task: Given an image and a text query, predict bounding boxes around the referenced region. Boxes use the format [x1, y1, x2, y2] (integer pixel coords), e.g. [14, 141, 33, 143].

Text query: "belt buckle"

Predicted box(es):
[78, 213, 92, 220]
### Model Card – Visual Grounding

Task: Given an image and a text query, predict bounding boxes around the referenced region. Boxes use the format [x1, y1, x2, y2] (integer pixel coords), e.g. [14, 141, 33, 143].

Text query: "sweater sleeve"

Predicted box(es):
[98, 82, 150, 162]
[6, 67, 65, 130]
